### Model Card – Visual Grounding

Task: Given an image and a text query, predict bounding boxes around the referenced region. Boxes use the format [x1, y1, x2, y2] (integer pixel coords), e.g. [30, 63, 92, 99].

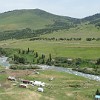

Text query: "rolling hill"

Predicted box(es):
[0, 9, 99, 40]
[0, 9, 79, 31]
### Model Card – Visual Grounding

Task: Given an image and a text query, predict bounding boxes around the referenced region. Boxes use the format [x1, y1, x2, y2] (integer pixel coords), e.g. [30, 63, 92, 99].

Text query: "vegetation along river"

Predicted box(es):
[38, 65, 100, 81]
[0, 57, 100, 81]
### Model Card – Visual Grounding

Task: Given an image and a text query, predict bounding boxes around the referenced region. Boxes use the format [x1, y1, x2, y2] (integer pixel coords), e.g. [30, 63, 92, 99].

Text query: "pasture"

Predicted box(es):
[0, 39, 100, 59]
[0, 68, 100, 100]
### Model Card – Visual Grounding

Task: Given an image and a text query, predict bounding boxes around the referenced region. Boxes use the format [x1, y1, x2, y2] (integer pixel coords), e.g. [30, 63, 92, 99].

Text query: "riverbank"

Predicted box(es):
[0, 55, 100, 82]
[38, 65, 100, 81]
[72, 68, 100, 76]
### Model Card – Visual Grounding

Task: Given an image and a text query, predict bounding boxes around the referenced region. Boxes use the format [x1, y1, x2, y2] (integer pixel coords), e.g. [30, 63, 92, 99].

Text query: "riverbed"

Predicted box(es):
[0, 56, 10, 67]
[0, 56, 100, 81]
[38, 65, 100, 81]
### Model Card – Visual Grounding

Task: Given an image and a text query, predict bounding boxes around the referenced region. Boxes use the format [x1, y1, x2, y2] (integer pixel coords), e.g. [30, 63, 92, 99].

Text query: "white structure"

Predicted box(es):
[30, 81, 34, 84]
[38, 87, 44, 92]
[7, 76, 16, 81]
[33, 81, 45, 87]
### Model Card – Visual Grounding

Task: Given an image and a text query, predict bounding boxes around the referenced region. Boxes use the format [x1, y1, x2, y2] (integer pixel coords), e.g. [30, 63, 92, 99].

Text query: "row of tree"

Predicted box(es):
[12, 48, 52, 65]
[30, 37, 82, 41]
[86, 38, 100, 41]
[30, 37, 100, 41]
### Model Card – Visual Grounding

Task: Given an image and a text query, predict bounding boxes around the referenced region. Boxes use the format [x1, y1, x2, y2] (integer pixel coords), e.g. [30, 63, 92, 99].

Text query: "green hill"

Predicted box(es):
[0, 9, 99, 41]
[82, 13, 100, 27]
[0, 9, 79, 31]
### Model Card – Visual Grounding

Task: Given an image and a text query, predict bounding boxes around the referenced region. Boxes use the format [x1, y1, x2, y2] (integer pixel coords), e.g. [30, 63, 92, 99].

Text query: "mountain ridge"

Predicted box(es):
[0, 9, 99, 40]
[1, 9, 99, 31]
[0, 9, 99, 31]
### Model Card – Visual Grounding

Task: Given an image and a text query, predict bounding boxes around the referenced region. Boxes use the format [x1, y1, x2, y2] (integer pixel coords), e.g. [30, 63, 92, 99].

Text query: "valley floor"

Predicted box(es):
[0, 39, 100, 59]
[0, 68, 100, 100]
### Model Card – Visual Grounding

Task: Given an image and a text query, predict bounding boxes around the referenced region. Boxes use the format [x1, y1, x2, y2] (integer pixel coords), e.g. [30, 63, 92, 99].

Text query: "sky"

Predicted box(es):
[0, 0, 100, 18]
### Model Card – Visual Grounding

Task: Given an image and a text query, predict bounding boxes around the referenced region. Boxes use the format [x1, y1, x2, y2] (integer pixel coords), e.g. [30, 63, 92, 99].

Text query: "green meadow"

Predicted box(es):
[0, 68, 100, 100]
[0, 8, 100, 100]
[0, 39, 100, 59]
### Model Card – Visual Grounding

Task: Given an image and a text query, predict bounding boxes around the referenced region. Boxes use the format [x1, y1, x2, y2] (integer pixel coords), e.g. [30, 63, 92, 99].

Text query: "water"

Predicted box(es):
[0, 57, 100, 82]
[38, 65, 100, 81]
[0, 56, 10, 67]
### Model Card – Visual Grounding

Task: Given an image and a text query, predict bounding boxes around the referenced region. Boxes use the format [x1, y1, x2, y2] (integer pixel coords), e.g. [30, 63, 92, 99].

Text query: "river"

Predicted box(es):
[38, 65, 100, 81]
[0, 56, 10, 68]
[0, 56, 100, 81]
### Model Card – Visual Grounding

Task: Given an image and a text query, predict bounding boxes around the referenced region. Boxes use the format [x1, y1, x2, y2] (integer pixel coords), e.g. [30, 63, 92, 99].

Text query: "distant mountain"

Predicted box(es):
[0, 9, 80, 31]
[82, 13, 100, 27]
[0, 9, 99, 40]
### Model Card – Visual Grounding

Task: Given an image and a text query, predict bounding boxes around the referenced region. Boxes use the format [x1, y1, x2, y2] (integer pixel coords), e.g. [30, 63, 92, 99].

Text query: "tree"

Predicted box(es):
[96, 58, 100, 65]
[35, 52, 38, 58]
[18, 57, 26, 64]
[95, 89, 100, 95]
[18, 49, 21, 54]
[37, 59, 39, 63]
[22, 50, 25, 54]
[13, 54, 19, 62]
[27, 48, 30, 53]
[42, 59, 45, 64]
[42, 54, 45, 59]
[49, 54, 52, 62]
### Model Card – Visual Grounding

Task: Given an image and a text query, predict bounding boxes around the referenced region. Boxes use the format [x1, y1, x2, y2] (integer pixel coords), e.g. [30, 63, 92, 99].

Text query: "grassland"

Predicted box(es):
[0, 8, 100, 100]
[0, 68, 100, 100]
[0, 9, 100, 60]
[0, 9, 75, 31]
[0, 9, 54, 31]
[0, 38, 100, 59]
[40, 24, 100, 39]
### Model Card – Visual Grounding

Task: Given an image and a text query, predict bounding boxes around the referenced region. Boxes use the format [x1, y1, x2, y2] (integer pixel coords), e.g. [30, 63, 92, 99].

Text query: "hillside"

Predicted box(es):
[40, 24, 100, 39]
[0, 9, 79, 31]
[82, 13, 100, 27]
[0, 9, 99, 41]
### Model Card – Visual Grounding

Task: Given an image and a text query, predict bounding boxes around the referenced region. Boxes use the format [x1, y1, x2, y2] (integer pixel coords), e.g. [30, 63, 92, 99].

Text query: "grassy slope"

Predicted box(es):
[0, 9, 75, 31]
[0, 9, 52, 31]
[0, 39, 100, 59]
[0, 10, 99, 59]
[40, 24, 100, 39]
[0, 69, 100, 100]
[0, 24, 99, 59]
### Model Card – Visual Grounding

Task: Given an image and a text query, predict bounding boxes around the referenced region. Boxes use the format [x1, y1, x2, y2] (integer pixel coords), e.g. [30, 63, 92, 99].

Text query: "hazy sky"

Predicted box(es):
[0, 0, 100, 18]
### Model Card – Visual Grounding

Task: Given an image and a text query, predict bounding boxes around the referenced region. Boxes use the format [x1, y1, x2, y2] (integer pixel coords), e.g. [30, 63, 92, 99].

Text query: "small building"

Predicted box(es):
[33, 81, 45, 87]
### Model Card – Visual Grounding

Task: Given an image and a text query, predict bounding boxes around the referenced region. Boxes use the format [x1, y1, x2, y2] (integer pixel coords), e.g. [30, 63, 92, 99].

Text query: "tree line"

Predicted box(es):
[30, 37, 82, 41]
[86, 38, 100, 41]
[0, 48, 100, 75]
[30, 37, 100, 41]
